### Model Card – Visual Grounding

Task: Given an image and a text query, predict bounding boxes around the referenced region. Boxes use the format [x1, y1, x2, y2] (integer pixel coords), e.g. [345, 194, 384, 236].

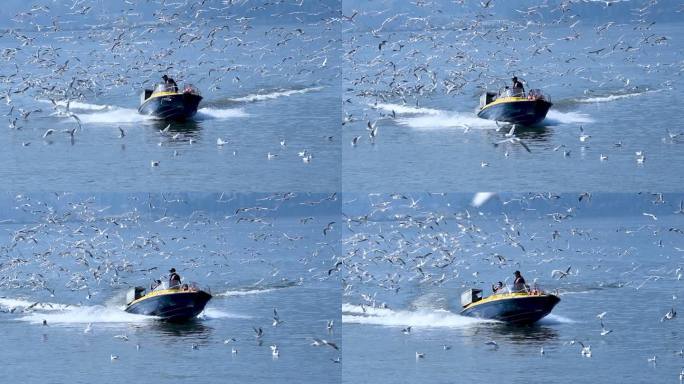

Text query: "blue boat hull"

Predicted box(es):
[461, 295, 560, 325]
[478, 100, 552, 126]
[125, 291, 212, 322]
[138, 93, 202, 121]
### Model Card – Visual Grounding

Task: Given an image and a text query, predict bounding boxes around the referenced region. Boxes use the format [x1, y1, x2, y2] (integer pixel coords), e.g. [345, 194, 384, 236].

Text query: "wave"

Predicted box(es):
[538, 313, 576, 325]
[53, 106, 247, 124]
[16, 304, 152, 324]
[197, 308, 251, 319]
[342, 303, 489, 328]
[0, 297, 72, 311]
[397, 110, 499, 130]
[216, 280, 301, 297]
[543, 110, 594, 125]
[573, 89, 661, 104]
[371, 102, 443, 116]
[229, 86, 323, 103]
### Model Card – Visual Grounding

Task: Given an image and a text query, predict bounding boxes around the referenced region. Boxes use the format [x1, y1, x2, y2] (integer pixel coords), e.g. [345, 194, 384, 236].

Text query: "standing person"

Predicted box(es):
[513, 270, 528, 292]
[511, 76, 525, 96]
[162, 74, 178, 92]
[169, 268, 182, 287]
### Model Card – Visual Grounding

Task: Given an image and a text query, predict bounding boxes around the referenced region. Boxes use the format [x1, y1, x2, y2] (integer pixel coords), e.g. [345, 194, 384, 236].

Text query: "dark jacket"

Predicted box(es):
[169, 272, 181, 287]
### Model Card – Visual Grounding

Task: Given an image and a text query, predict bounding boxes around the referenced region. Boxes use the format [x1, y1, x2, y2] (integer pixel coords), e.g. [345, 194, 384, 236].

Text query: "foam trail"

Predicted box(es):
[217, 288, 278, 297]
[196, 107, 248, 119]
[39, 99, 111, 111]
[74, 107, 153, 124]
[538, 313, 576, 325]
[342, 303, 489, 328]
[397, 111, 499, 130]
[0, 297, 71, 311]
[230, 86, 323, 102]
[17, 305, 153, 324]
[371, 102, 443, 115]
[543, 110, 594, 125]
[197, 308, 251, 320]
[574, 89, 660, 103]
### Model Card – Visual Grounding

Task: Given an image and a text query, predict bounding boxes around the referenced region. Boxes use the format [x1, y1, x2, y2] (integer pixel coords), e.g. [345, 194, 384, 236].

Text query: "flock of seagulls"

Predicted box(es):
[0, 192, 341, 366]
[340, 192, 684, 379]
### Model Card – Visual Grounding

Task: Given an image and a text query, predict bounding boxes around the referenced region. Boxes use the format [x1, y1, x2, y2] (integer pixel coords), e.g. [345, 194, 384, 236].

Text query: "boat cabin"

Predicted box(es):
[140, 83, 201, 104]
[461, 288, 483, 307]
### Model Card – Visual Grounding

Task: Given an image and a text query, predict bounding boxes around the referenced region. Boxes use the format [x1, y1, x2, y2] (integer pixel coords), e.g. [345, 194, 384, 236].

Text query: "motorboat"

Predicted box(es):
[138, 83, 202, 120]
[460, 287, 560, 325]
[477, 85, 552, 126]
[124, 281, 211, 322]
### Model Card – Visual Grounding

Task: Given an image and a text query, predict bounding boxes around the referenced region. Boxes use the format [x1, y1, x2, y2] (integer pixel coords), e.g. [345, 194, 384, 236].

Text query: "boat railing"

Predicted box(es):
[153, 83, 178, 94]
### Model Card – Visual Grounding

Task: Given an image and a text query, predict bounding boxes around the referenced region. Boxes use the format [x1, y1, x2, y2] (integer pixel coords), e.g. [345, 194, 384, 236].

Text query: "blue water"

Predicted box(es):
[0, 192, 341, 383]
[0, 2, 341, 191]
[342, 2, 684, 191]
[341, 192, 684, 383]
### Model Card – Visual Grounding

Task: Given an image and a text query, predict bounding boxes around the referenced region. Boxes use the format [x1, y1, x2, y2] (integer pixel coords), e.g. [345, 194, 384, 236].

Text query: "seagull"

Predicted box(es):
[113, 334, 129, 341]
[647, 355, 657, 366]
[597, 312, 608, 320]
[494, 125, 531, 152]
[191, 343, 199, 350]
[662, 306, 677, 322]
[327, 320, 334, 332]
[224, 338, 237, 344]
[443, 345, 452, 351]
[401, 326, 412, 335]
[270, 345, 279, 357]
[415, 352, 425, 359]
[311, 338, 339, 350]
[642, 212, 658, 221]
[253, 327, 264, 339]
[579, 342, 592, 357]
[84, 323, 92, 334]
[351, 136, 361, 146]
[540, 347, 545, 356]
[272, 308, 283, 326]
[323, 222, 335, 236]
[267, 152, 277, 160]
[232, 347, 238, 355]
[118, 127, 125, 138]
[551, 266, 572, 279]
[150, 160, 160, 167]
[579, 125, 591, 142]
[600, 319, 613, 336]
[43, 129, 55, 138]
[110, 354, 119, 361]
[675, 201, 684, 215]
[217, 137, 228, 146]
[485, 340, 499, 349]
[600, 154, 608, 161]
[160, 124, 171, 135]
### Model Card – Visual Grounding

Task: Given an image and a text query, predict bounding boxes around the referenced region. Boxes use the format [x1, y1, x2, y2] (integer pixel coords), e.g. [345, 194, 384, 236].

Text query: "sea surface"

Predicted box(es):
[341, 192, 684, 383]
[0, 192, 341, 384]
[342, 1, 684, 191]
[0, 2, 341, 191]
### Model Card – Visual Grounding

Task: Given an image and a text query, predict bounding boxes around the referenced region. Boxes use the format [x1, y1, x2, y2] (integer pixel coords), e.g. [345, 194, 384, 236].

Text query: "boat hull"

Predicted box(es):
[138, 93, 202, 121]
[478, 99, 552, 126]
[461, 294, 560, 325]
[125, 290, 212, 322]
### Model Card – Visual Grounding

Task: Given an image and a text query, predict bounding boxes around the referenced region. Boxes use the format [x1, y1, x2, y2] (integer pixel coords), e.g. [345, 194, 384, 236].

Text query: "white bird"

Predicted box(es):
[150, 160, 160, 167]
[272, 308, 283, 327]
[43, 129, 55, 138]
[310, 338, 339, 350]
[540, 347, 545, 356]
[415, 352, 425, 359]
[232, 347, 238, 354]
[224, 338, 237, 344]
[217, 137, 228, 146]
[402, 326, 411, 335]
[597, 312, 607, 320]
[118, 127, 125, 138]
[551, 266, 572, 279]
[642, 212, 657, 221]
[647, 355, 657, 366]
[84, 323, 92, 334]
[327, 320, 334, 332]
[600, 154, 608, 161]
[579, 125, 591, 142]
[267, 152, 277, 160]
[351, 136, 361, 146]
[600, 319, 613, 336]
[485, 340, 499, 349]
[110, 354, 119, 361]
[271, 345, 279, 358]
[579, 342, 592, 357]
[113, 334, 129, 341]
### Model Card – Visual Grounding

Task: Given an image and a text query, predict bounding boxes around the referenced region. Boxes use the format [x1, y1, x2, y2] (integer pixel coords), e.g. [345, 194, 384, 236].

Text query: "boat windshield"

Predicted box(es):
[153, 83, 177, 93]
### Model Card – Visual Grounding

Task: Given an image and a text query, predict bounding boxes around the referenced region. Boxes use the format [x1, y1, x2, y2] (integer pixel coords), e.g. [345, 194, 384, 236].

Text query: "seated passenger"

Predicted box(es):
[492, 281, 504, 293]
[151, 279, 162, 290]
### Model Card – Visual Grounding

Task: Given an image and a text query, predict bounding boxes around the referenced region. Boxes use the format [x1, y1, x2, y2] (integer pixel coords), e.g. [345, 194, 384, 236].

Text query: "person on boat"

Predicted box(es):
[511, 76, 525, 96]
[169, 268, 182, 288]
[492, 281, 504, 293]
[162, 75, 178, 92]
[513, 270, 528, 292]
[151, 279, 162, 291]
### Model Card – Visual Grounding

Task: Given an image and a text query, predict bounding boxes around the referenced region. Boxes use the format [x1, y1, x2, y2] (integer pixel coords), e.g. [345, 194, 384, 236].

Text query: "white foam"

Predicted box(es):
[196, 107, 248, 119]
[537, 313, 576, 324]
[38, 99, 111, 111]
[197, 307, 251, 319]
[74, 107, 153, 124]
[342, 303, 489, 328]
[17, 305, 153, 324]
[216, 288, 278, 297]
[0, 297, 71, 311]
[472, 192, 496, 208]
[230, 86, 323, 102]
[543, 110, 594, 124]
[397, 110, 499, 130]
[371, 102, 443, 115]
[576, 89, 660, 103]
